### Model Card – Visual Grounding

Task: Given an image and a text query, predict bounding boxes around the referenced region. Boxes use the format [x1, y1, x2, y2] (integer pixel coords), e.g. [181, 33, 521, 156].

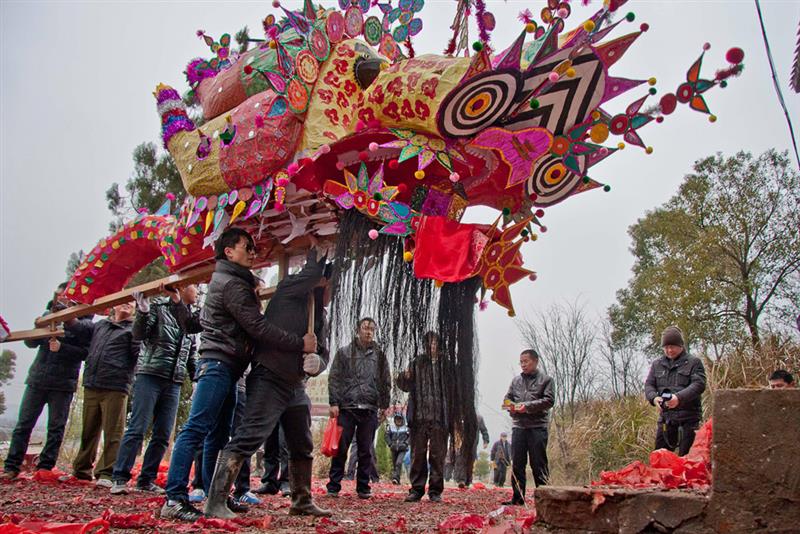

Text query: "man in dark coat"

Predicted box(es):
[2, 284, 92, 479]
[326, 317, 391, 500]
[385, 413, 410, 484]
[644, 326, 706, 456]
[68, 301, 141, 485]
[503, 349, 554, 506]
[110, 285, 200, 495]
[161, 228, 314, 522]
[204, 247, 331, 519]
[397, 332, 448, 503]
[490, 432, 511, 487]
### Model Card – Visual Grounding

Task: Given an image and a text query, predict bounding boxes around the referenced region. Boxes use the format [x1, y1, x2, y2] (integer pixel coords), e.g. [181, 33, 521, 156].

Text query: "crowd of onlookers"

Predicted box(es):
[2, 227, 795, 521]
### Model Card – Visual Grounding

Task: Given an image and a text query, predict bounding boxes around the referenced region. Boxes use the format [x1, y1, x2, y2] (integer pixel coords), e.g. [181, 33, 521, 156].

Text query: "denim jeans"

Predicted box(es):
[165, 358, 237, 501]
[4, 386, 73, 473]
[112, 374, 181, 485]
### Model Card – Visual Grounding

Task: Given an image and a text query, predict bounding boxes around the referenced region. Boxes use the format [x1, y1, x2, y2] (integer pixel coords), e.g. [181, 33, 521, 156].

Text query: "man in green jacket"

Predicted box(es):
[110, 285, 200, 494]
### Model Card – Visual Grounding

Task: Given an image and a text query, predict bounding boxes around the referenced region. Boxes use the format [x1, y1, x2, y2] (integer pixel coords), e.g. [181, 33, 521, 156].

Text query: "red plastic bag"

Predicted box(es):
[320, 417, 342, 457]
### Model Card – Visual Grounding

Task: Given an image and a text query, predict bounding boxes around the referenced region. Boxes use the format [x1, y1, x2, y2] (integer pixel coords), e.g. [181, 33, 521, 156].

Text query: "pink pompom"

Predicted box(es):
[271, 0, 281, 7]
[166, 192, 176, 201]
[449, 172, 460, 182]
[368, 229, 379, 240]
[548, 71, 560, 83]
[277, 177, 290, 187]
[358, 151, 369, 162]
[335, 161, 345, 171]
[702, 42, 711, 51]
[640, 23, 649, 32]
[726, 47, 744, 64]
[557, 7, 568, 18]
[369, 142, 379, 152]
[540, 225, 548, 233]
[287, 162, 300, 175]
[535, 208, 545, 218]
[599, 147, 609, 156]
[528, 273, 538, 281]
[321, 144, 331, 154]
[355, 120, 367, 132]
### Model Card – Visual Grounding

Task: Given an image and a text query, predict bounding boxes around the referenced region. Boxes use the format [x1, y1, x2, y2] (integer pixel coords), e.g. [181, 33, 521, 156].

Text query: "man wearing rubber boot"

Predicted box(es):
[160, 228, 315, 522]
[204, 246, 332, 519]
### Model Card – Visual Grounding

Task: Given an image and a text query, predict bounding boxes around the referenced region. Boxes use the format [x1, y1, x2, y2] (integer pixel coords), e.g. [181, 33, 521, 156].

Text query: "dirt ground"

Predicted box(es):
[0, 474, 537, 533]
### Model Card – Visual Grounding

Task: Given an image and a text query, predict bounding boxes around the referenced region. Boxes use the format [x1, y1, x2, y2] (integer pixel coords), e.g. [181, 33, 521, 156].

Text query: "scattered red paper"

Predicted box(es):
[437, 513, 485, 532]
[0, 519, 108, 534]
[100, 510, 158, 529]
[470, 482, 486, 490]
[592, 419, 713, 489]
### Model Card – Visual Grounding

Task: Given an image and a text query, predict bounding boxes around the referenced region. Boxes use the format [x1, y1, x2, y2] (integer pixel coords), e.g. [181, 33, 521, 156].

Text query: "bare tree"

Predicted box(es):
[517, 299, 597, 422]
[598, 319, 646, 398]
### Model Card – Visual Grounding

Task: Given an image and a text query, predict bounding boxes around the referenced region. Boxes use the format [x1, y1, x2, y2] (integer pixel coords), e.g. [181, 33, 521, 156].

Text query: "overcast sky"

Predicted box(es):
[1, 1, 798, 440]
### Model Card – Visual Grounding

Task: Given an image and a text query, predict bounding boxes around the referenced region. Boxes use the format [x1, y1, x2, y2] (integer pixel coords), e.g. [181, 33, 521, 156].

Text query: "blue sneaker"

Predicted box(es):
[235, 491, 261, 505]
[188, 488, 205, 502]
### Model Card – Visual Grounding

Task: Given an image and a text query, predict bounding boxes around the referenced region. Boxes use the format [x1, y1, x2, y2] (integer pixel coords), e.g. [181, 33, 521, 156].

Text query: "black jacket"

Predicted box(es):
[644, 351, 706, 423]
[133, 298, 198, 384]
[70, 318, 140, 393]
[328, 339, 390, 412]
[397, 352, 447, 427]
[198, 260, 304, 377]
[385, 418, 410, 453]
[504, 371, 554, 429]
[253, 251, 329, 384]
[25, 317, 92, 393]
[490, 439, 511, 466]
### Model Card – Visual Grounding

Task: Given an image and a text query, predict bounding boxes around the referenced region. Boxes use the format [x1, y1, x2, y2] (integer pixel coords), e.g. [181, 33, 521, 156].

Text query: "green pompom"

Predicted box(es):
[720, 80, 728, 88]
[373, 192, 383, 201]
[472, 41, 483, 52]
[529, 98, 540, 109]
[648, 87, 657, 95]
[603, 184, 611, 192]
[502, 207, 511, 216]
[521, 229, 529, 237]
[582, 176, 590, 184]
[625, 12, 635, 22]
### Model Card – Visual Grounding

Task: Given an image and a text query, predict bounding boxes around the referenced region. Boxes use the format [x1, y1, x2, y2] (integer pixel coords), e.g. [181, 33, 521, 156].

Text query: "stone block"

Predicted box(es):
[707, 388, 800, 533]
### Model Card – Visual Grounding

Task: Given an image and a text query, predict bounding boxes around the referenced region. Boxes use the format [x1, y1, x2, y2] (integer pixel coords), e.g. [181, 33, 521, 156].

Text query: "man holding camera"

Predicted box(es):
[644, 326, 706, 456]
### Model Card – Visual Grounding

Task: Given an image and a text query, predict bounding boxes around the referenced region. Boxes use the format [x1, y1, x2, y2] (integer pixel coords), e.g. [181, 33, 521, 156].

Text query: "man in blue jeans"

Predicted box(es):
[160, 228, 315, 521]
[110, 285, 200, 495]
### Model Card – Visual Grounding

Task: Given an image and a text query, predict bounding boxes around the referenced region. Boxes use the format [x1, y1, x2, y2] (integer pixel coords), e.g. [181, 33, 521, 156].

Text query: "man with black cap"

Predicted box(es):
[644, 326, 707, 456]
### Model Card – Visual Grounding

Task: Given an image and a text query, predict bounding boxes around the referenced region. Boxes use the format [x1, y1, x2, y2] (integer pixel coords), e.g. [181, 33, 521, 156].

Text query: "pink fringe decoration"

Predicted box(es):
[474, 0, 490, 44]
[518, 9, 534, 24]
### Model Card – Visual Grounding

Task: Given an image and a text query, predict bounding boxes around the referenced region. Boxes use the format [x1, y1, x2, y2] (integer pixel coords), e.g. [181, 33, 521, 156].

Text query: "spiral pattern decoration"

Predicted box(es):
[437, 70, 521, 138]
[526, 155, 583, 206]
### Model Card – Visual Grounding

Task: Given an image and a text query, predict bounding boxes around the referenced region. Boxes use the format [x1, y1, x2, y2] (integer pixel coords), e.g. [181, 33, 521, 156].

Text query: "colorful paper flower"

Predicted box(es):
[380, 129, 465, 172]
[380, 0, 424, 43]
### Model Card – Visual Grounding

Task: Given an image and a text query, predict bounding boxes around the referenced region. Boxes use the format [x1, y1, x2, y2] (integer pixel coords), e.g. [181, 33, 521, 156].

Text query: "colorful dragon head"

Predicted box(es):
[66, 0, 743, 315]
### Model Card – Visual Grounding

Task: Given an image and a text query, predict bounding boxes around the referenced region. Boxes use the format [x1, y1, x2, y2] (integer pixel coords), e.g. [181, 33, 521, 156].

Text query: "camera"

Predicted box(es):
[659, 390, 673, 409]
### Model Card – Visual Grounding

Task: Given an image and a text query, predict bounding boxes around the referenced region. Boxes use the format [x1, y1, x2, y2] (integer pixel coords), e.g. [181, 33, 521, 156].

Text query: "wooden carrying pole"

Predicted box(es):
[1, 264, 216, 344]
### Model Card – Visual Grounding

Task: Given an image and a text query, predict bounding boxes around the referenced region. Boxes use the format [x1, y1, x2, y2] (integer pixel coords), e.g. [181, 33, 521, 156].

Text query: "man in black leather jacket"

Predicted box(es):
[502, 349, 554, 506]
[644, 326, 706, 456]
[326, 317, 391, 500]
[2, 285, 92, 479]
[204, 246, 331, 519]
[162, 228, 316, 522]
[110, 285, 200, 495]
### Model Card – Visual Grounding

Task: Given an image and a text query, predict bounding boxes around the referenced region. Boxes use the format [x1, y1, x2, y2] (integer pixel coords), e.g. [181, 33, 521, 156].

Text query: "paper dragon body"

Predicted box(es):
[64, 0, 743, 315]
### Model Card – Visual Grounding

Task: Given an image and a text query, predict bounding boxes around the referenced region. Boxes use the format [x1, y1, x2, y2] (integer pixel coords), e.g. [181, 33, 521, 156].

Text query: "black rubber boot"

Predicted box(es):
[204, 451, 245, 519]
[287, 458, 332, 517]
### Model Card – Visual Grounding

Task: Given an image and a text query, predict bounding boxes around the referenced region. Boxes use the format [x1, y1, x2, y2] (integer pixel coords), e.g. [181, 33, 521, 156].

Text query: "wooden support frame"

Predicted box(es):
[3, 327, 65, 343]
